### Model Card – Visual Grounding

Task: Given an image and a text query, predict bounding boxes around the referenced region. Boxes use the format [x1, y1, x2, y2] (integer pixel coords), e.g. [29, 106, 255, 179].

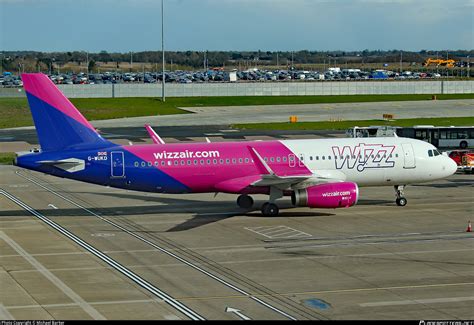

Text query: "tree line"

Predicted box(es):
[2, 49, 472, 73]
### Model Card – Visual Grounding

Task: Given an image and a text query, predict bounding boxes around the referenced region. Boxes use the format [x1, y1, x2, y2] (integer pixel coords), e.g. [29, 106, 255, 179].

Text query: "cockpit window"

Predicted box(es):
[428, 150, 433, 157]
[434, 150, 441, 156]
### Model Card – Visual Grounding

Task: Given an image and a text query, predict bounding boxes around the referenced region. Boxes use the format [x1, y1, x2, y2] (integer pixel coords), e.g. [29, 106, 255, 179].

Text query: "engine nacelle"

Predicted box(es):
[291, 182, 359, 209]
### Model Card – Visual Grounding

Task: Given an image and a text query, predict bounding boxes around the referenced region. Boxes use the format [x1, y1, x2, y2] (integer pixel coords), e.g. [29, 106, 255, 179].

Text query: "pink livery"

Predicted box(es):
[15, 73, 458, 216]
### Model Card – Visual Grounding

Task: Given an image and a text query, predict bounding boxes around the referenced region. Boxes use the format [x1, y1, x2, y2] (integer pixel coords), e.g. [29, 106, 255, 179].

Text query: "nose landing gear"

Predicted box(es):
[394, 185, 407, 206]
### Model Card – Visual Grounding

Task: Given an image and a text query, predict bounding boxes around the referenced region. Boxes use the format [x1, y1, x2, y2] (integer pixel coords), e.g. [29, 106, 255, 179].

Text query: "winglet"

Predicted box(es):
[145, 124, 165, 144]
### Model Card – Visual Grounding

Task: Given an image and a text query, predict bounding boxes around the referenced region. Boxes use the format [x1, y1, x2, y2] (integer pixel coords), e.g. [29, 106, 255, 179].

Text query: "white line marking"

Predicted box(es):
[246, 226, 311, 239]
[0, 304, 14, 320]
[6, 298, 167, 310]
[360, 296, 474, 307]
[226, 306, 252, 320]
[14, 172, 299, 320]
[0, 189, 204, 321]
[0, 231, 106, 320]
[47, 204, 58, 209]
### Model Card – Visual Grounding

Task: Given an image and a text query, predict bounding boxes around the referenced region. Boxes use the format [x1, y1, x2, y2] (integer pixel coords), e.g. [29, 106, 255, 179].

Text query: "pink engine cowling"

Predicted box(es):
[291, 182, 359, 209]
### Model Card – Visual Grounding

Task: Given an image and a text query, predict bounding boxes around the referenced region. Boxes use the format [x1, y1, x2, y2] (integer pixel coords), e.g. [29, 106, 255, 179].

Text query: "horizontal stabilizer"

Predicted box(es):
[38, 158, 85, 173]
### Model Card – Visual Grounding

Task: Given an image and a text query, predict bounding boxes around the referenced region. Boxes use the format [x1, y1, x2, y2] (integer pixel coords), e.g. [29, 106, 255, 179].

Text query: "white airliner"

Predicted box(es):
[16, 74, 458, 216]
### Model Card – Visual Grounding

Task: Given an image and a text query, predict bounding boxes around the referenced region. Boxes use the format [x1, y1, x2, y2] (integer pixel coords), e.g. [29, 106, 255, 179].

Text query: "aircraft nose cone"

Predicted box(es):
[445, 157, 458, 176]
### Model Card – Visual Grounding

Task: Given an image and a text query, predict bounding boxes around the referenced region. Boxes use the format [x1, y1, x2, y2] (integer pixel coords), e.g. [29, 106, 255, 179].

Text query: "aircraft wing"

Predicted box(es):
[247, 146, 346, 190]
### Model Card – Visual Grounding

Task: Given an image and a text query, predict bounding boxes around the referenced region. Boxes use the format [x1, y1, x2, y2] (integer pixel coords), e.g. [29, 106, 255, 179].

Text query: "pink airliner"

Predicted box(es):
[15, 73, 457, 216]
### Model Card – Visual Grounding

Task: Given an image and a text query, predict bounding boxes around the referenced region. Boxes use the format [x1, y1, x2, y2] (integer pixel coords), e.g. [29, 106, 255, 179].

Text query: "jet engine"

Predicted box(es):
[291, 182, 359, 209]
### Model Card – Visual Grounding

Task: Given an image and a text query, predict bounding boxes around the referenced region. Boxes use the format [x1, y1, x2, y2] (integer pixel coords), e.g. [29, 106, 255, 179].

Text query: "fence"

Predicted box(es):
[1, 80, 473, 98]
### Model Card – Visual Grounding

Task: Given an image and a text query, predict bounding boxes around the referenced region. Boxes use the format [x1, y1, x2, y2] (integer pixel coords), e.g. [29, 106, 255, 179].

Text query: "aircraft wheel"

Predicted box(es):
[396, 197, 407, 206]
[262, 202, 279, 216]
[237, 194, 254, 209]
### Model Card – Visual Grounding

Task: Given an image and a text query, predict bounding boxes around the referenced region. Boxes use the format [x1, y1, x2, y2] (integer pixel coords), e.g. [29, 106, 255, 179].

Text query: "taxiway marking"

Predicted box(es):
[0, 230, 106, 320]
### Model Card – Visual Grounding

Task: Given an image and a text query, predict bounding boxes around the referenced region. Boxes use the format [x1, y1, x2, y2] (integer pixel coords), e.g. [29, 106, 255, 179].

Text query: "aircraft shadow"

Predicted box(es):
[356, 199, 394, 206]
[413, 179, 474, 189]
[1, 191, 335, 232]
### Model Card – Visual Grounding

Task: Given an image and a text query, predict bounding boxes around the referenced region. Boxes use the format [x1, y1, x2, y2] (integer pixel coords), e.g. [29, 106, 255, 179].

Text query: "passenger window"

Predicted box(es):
[226, 159, 230, 164]
[161, 161, 165, 166]
[213, 159, 217, 164]
[264, 157, 268, 162]
[276, 157, 281, 162]
[270, 157, 274, 162]
[181, 160, 185, 165]
[155, 161, 159, 166]
[194, 160, 198, 165]
[174, 161, 179, 166]
[316, 156, 319, 160]
[395, 154, 399, 158]
[322, 156, 325, 160]
[134, 162, 139, 167]
[148, 162, 152, 167]
[220, 159, 224, 164]
[239, 158, 243, 163]
[200, 160, 204, 165]
[328, 156, 331, 160]
[232, 158, 236, 164]
[207, 159, 211, 164]
[245, 158, 249, 163]
[310, 156, 313, 161]
[283, 157, 287, 162]
[141, 162, 146, 167]
[187, 160, 191, 165]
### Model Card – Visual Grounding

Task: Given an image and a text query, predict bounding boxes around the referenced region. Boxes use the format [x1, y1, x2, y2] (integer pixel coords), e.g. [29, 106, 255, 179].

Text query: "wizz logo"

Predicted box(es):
[332, 144, 396, 172]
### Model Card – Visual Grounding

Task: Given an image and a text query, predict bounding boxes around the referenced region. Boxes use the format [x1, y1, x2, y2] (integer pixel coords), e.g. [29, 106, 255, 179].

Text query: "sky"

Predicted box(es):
[1, 0, 473, 52]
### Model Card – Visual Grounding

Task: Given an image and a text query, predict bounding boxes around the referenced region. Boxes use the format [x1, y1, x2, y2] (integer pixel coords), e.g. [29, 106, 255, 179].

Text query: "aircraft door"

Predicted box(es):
[401, 143, 416, 169]
[111, 151, 125, 177]
[289, 154, 296, 167]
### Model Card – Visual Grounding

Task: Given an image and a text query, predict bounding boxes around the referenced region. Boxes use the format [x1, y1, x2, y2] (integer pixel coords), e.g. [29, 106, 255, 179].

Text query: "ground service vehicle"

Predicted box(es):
[448, 150, 474, 173]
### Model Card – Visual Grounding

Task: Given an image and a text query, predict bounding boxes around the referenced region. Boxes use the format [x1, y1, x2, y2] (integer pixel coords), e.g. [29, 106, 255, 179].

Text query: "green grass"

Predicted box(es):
[0, 97, 188, 129]
[0, 152, 15, 165]
[0, 93, 473, 129]
[234, 116, 474, 131]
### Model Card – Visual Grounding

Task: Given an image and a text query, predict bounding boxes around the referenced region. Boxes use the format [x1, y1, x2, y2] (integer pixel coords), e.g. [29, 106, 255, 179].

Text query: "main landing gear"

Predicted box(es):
[237, 187, 283, 217]
[237, 194, 254, 209]
[394, 185, 407, 206]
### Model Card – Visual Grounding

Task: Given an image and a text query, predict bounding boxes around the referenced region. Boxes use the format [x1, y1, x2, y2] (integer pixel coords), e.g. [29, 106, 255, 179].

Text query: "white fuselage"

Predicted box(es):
[281, 137, 457, 186]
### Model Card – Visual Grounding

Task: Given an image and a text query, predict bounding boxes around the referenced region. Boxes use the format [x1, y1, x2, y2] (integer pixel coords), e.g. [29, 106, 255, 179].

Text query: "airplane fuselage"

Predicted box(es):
[17, 137, 456, 195]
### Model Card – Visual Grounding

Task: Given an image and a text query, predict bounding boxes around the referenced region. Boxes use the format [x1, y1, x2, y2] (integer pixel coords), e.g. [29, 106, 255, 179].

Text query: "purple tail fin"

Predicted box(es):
[22, 73, 110, 152]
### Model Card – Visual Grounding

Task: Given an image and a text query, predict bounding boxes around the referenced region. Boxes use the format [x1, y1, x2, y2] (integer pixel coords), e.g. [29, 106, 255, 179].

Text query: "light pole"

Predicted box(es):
[400, 51, 403, 74]
[86, 51, 89, 81]
[161, 0, 166, 102]
[468, 56, 470, 79]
